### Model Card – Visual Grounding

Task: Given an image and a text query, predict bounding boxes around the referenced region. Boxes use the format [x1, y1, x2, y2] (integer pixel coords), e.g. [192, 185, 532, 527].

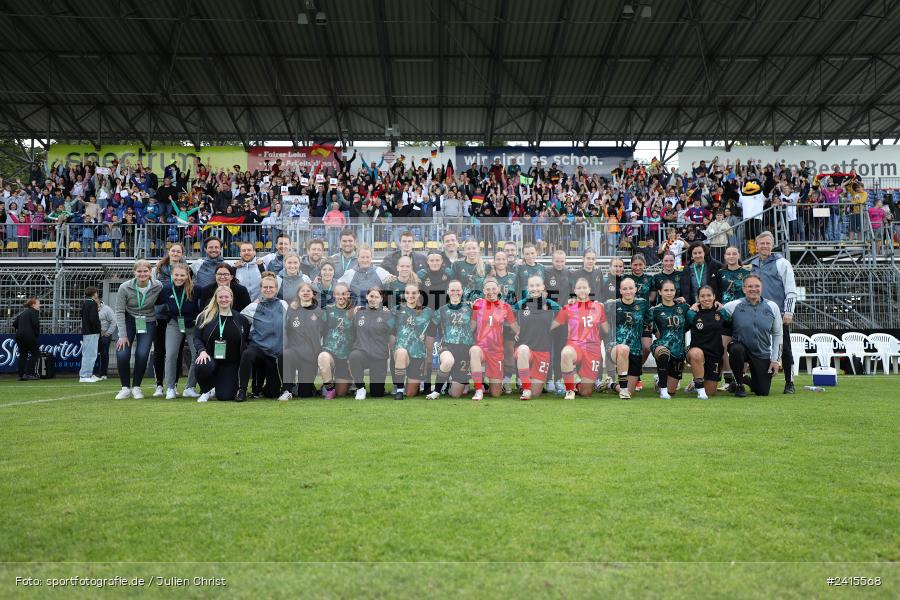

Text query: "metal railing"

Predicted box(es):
[4, 204, 889, 264]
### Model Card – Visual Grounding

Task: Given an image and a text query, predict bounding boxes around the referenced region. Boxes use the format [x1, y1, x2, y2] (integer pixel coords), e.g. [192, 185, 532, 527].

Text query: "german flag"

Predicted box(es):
[471, 194, 484, 205]
[203, 215, 245, 235]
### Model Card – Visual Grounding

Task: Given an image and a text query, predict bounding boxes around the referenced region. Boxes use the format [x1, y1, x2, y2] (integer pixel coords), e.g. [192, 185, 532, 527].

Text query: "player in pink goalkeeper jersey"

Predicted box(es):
[550, 277, 609, 399]
[469, 277, 519, 400]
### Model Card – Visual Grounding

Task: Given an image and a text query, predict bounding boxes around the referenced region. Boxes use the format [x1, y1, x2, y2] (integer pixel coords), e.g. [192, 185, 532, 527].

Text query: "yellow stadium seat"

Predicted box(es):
[374, 241, 388, 250]
[193, 242, 201, 251]
[100, 241, 112, 250]
[5, 242, 15, 252]
[254, 241, 263, 250]
[120, 242, 127, 251]
[413, 241, 424, 249]
[0, 241, 5, 251]
[264, 241, 273, 250]
[426, 241, 439, 249]
[45, 241, 57, 252]
[68, 241, 81, 252]
[28, 241, 43, 251]
[569, 241, 580, 250]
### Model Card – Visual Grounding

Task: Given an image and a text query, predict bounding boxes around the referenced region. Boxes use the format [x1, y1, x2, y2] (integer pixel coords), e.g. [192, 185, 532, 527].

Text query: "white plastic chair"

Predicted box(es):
[841, 332, 878, 374]
[867, 333, 900, 374]
[810, 333, 845, 372]
[790, 333, 818, 377]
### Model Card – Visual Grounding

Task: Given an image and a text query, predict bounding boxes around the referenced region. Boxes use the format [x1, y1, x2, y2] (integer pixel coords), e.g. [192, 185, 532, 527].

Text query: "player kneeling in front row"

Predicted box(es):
[428, 280, 473, 399]
[648, 280, 690, 399]
[514, 275, 562, 400]
[550, 277, 607, 400]
[607, 278, 650, 399]
[686, 285, 732, 400]
[470, 278, 519, 400]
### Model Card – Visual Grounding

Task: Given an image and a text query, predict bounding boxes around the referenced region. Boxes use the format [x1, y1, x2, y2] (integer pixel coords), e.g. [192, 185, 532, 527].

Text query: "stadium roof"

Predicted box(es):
[1, 0, 899, 152]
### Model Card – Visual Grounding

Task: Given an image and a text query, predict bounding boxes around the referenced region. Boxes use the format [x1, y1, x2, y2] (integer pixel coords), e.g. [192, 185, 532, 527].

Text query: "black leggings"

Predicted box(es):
[238, 345, 284, 398]
[284, 348, 320, 397]
[349, 349, 388, 397]
[154, 318, 168, 386]
[195, 359, 240, 400]
[781, 322, 794, 383]
[728, 341, 773, 396]
[16, 335, 39, 378]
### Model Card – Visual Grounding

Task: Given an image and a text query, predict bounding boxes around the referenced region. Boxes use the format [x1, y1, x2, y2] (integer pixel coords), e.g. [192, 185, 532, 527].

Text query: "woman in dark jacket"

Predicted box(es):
[678, 241, 722, 305]
[192, 285, 250, 402]
[158, 263, 202, 399]
[197, 263, 252, 312]
[13, 298, 41, 380]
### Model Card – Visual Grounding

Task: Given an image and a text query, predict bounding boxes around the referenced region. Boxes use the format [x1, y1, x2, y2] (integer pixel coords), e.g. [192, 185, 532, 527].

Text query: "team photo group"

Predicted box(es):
[74, 220, 793, 405]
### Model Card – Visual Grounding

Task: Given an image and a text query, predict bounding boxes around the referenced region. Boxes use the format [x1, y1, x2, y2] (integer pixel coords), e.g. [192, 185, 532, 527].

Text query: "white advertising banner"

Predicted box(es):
[676, 145, 900, 178]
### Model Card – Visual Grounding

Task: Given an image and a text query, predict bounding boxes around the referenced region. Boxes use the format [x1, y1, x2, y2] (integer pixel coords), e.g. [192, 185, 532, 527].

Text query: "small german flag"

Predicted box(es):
[471, 194, 484, 205]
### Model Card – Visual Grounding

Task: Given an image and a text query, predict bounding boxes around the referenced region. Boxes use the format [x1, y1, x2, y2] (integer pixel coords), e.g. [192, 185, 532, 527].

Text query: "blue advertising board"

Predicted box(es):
[0, 335, 84, 373]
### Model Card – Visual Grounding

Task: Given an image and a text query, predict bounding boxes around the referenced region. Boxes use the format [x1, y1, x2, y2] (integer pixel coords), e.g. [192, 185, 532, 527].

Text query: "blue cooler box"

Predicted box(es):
[812, 366, 837, 386]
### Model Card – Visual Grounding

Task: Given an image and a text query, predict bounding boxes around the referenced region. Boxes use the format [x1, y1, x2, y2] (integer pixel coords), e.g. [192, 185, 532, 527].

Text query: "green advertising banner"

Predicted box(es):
[47, 144, 248, 173]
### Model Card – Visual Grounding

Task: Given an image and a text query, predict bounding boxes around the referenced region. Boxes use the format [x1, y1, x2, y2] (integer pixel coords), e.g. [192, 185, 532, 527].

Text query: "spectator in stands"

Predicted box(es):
[12, 298, 41, 381]
[868, 198, 888, 256]
[847, 182, 868, 242]
[114, 260, 163, 399]
[79, 286, 102, 383]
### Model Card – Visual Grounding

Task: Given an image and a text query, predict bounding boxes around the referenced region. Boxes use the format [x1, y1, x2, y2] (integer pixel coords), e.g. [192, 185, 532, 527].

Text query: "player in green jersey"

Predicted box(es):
[648, 280, 690, 399]
[391, 282, 436, 400]
[515, 244, 545, 300]
[318, 282, 355, 399]
[649, 253, 681, 305]
[711, 246, 749, 390]
[606, 277, 651, 399]
[428, 280, 474, 398]
[387, 256, 421, 308]
[450, 239, 487, 302]
[427, 280, 474, 399]
[629, 253, 654, 392]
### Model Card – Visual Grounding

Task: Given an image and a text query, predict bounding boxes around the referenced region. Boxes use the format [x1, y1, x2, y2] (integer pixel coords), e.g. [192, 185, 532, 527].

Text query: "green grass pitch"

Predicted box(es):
[0, 375, 897, 599]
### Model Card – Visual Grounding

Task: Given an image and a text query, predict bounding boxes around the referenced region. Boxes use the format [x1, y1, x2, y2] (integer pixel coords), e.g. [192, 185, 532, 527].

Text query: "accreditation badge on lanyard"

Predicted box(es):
[214, 316, 228, 359]
[173, 288, 187, 333]
[135, 284, 149, 334]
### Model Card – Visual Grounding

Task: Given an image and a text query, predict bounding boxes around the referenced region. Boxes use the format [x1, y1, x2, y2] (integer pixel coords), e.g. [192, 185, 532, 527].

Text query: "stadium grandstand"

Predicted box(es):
[2, 2, 900, 596]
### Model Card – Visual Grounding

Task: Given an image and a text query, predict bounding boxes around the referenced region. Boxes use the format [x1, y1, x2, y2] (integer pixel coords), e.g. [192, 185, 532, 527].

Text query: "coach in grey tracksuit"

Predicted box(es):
[238, 295, 289, 398]
[749, 231, 797, 393]
[722, 274, 784, 398]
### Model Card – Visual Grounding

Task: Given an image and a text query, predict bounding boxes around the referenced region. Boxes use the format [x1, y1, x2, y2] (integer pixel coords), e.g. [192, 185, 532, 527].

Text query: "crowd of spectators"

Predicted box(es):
[1, 150, 898, 260]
